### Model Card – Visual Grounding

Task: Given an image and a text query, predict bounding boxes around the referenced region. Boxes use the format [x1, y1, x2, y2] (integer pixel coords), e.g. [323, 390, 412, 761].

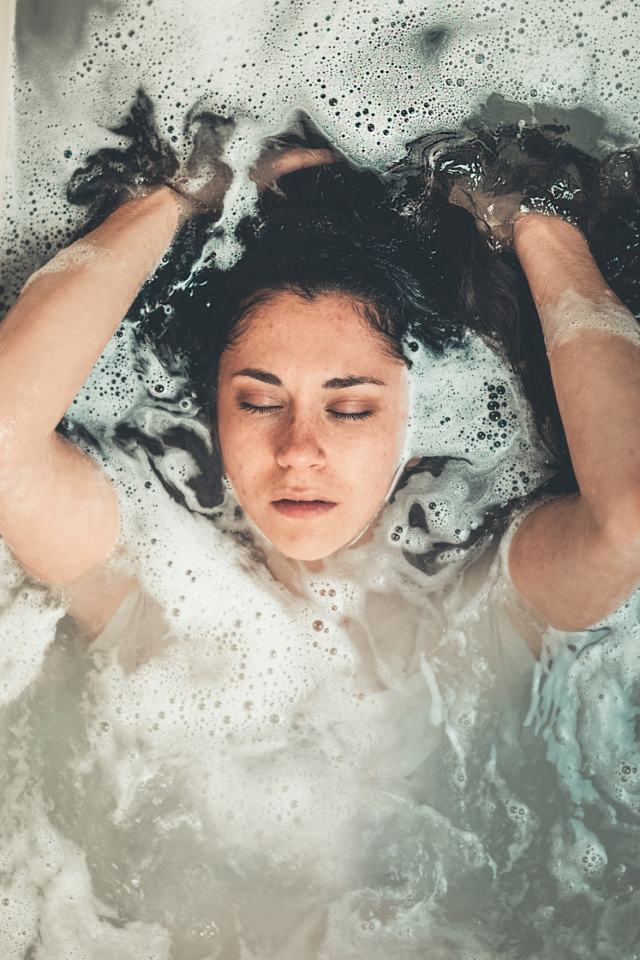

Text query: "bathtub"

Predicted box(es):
[0, 0, 15, 197]
[2, 2, 640, 958]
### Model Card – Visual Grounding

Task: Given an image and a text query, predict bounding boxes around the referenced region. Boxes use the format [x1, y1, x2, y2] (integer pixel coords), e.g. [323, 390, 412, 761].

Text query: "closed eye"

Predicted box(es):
[332, 410, 373, 421]
[237, 401, 372, 421]
[238, 401, 283, 415]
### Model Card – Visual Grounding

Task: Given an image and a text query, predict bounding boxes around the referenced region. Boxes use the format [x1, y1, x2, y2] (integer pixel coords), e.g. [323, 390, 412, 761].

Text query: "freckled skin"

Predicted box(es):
[216, 290, 410, 562]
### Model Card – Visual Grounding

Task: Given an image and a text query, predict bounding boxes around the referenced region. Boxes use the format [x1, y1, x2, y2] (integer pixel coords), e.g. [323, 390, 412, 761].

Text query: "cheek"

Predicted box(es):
[217, 402, 260, 487]
[336, 420, 405, 499]
[362, 407, 408, 500]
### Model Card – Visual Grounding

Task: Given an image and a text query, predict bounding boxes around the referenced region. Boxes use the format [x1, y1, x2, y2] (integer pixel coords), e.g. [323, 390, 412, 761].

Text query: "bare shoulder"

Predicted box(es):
[506, 492, 640, 633]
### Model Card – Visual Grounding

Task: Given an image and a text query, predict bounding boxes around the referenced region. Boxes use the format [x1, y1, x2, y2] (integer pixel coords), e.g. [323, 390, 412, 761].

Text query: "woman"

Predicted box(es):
[0, 128, 639, 657]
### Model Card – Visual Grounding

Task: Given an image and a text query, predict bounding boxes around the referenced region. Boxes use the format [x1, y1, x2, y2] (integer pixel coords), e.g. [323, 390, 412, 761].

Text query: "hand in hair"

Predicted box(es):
[167, 112, 236, 221]
[250, 145, 338, 191]
[419, 121, 599, 250]
[171, 139, 338, 223]
[67, 88, 337, 232]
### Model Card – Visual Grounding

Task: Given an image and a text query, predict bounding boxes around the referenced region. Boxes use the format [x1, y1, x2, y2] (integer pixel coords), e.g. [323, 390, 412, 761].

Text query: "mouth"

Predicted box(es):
[271, 498, 337, 519]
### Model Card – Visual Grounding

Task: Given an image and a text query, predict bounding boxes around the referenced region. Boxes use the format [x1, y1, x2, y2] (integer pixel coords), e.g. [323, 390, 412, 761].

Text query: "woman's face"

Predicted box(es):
[216, 290, 410, 562]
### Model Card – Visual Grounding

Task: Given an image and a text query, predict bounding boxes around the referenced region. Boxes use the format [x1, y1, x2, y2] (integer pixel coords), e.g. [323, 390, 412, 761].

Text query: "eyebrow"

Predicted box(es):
[231, 368, 386, 389]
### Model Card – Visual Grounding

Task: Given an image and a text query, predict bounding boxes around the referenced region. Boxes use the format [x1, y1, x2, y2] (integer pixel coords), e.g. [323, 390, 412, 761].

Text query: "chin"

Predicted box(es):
[261, 525, 352, 563]
[257, 514, 377, 563]
[276, 538, 339, 563]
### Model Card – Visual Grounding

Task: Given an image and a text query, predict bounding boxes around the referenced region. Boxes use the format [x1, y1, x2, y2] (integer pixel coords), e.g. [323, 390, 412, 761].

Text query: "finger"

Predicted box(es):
[251, 147, 338, 187]
[448, 182, 477, 213]
[270, 147, 338, 177]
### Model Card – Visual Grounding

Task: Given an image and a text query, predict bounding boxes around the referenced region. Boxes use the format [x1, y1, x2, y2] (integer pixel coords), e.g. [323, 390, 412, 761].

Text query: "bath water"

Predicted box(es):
[2, 0, 640, 957]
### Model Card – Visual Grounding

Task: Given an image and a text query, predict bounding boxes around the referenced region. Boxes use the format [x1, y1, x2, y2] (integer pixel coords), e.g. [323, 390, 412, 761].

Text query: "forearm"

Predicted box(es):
[514, 214, 640, 541]
[0, 186, 183, 454]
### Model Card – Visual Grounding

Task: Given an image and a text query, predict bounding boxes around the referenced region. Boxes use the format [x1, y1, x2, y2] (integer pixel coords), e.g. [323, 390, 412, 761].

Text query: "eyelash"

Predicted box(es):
[238, 401, 373, 421]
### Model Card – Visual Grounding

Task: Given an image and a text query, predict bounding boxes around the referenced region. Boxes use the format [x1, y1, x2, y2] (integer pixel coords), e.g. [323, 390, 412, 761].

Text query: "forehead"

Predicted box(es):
[220, 290, 401, 376]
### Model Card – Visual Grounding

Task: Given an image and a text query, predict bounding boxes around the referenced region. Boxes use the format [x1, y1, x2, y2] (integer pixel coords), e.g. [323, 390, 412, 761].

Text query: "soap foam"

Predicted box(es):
[2, 0, 640, 955]
[542, 288, 640, 353]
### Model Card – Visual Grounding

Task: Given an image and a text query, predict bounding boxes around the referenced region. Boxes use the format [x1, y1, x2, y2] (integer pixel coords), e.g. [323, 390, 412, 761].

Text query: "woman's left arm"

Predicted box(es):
[508, 213, 640, 631]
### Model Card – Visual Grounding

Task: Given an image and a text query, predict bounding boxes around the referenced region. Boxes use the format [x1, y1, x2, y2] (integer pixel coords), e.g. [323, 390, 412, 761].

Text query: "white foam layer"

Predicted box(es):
[2, 0, 640, 289]
[2, 0, 640, 954]
[0, 538, 65, 708]
[543, 288, 640, 352]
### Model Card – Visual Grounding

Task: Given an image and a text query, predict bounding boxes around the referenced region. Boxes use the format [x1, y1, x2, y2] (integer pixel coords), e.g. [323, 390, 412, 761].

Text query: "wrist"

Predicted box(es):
[95, 185, 186, 271]
[149, 184, 195, 229]
[513, 211, 586, 250]
[115, 184, 184, 225]
[514, 213, 609, 312]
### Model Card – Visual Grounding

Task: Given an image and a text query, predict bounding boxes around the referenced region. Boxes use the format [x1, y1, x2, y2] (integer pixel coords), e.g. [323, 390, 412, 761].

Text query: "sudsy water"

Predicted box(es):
[2, 1, 640, 958]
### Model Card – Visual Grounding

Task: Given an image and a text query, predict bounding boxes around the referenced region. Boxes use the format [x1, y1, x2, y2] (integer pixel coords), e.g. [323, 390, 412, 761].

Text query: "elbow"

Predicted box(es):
[0, 445, 24, 494]
[0, 415, 30, 471]
[0, 428, 53, 503]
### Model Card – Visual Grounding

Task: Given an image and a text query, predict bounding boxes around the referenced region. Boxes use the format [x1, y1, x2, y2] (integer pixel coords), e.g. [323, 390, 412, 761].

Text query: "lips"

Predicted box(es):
[271, 498, 337, 519]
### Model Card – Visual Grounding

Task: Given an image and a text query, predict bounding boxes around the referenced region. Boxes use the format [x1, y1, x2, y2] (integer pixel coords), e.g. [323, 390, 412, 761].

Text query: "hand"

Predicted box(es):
[166, 111, 235, 221]
[67, 89, 338, 229]
[446, 183, 525, 248]
[250, 144, 339, 191]
[419, 121, 599, 250]
[169, 119, 338, 223]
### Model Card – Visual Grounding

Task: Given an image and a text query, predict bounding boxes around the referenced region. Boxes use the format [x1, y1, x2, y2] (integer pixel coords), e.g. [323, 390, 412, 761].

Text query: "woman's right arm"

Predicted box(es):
[0, 186, 184, 619]
[0, 146, 334, 633]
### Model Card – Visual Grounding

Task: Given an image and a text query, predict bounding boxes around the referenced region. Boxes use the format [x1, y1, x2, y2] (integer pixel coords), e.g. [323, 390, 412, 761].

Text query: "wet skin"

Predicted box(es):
[216, 290, 410, 562]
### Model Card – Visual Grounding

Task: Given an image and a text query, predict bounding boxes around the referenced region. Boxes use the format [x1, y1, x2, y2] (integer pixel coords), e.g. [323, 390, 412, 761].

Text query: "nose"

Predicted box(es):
[274, 415, 325, 471]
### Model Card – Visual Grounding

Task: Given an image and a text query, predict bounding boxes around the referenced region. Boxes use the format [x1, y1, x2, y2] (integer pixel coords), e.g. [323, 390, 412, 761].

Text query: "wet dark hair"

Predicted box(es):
[127, 160, 569, 493]
[133, 161, 472, 430]
[167, 161, 567, 480]
[210, 207, 461, 369]
[65, 91, 640, 508]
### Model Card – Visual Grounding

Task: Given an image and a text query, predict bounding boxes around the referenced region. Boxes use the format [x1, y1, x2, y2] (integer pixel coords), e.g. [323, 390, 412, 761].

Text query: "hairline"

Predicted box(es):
[223, 283, 408, 365]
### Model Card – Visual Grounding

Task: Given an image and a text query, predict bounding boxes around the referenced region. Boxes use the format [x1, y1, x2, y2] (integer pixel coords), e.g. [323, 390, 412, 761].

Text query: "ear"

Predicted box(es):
[405, 457, 421, 469]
